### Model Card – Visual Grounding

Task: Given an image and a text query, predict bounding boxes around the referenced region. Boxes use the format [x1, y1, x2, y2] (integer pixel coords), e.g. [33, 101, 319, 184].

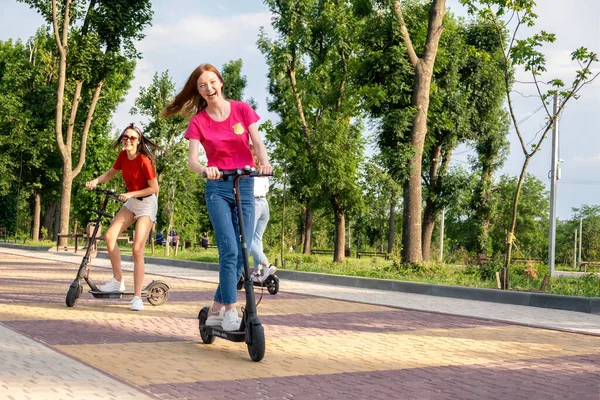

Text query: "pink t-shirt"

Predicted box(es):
[184, 100, 260, 170]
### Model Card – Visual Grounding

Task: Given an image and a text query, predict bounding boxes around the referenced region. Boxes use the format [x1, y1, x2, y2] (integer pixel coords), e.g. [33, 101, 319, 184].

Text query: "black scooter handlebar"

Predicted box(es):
[202, 166, 273, 179]
[93, 187, 121, 201]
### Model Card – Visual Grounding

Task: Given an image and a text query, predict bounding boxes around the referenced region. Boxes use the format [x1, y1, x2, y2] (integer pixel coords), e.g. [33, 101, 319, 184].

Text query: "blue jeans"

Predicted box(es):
[205, 177, 254, 305]
[250, 197, 270, 269]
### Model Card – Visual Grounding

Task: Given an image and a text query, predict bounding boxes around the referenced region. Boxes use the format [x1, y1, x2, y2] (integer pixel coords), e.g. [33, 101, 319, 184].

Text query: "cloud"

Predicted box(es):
[574, 155, 600, 165]
[138, 12, 273, 52]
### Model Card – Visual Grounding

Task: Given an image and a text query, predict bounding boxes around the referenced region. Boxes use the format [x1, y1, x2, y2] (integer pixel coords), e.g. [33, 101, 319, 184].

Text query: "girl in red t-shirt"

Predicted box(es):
[163, 63, 272, 331]
[85, 123, 161, 311]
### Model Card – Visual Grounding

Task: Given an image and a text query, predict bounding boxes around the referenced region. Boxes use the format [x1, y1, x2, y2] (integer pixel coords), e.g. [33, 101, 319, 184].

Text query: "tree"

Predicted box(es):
[20, 0, 152, 243]
[221, 58, 258, 110]
[392, 0, 447, 264]
[0, 31, 61, 239]
[461, 0, 598, 286]
[462, 22, 510, 256]
[259, 0, 365, 262]
[489, 174, 549, 259]
[130, 70, 192, 249]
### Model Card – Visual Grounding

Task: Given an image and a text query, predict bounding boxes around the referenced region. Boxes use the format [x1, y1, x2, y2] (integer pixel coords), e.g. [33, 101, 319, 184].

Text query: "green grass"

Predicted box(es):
[11, 240, 600, 298]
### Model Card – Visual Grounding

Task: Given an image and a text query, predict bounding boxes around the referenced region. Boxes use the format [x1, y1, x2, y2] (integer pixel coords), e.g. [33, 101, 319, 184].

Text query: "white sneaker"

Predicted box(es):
[221, 308, 242, 331]
[251, 271, 261, 284]
[98, 278, 125, 292]
[130, 296, 144, 311]
[264, 264, 277, 277]
[205, 307, 225, 326]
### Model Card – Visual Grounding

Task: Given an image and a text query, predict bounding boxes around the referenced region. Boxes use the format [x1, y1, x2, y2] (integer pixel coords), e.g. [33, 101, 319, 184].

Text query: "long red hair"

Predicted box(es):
[162, 63, 224, 119]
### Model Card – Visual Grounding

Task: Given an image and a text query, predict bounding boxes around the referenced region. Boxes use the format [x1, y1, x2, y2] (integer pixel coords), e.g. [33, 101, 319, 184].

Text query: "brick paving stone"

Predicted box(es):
[1, 249, 600, 400]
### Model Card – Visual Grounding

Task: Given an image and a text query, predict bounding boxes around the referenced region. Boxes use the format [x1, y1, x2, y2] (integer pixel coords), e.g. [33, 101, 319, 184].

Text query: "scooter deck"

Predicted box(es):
[88, 290, 149, 299]
[202, 325, 246, 342]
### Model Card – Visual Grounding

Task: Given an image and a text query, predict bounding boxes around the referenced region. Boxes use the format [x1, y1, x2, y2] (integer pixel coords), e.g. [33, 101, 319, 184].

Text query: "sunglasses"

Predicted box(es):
[122, 135, 139, 142]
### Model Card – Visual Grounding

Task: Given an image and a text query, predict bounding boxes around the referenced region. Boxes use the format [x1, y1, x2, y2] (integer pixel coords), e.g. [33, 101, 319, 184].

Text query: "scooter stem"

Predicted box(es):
[233, 174, 258, 318]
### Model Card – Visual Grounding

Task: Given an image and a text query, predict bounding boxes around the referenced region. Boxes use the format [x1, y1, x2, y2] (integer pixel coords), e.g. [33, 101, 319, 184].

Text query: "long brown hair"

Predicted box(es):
[113, 123, 162, 165]
[161, 63, 225, 119]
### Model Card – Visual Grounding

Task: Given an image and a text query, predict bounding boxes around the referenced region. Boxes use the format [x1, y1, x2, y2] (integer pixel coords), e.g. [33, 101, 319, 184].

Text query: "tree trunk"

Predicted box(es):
[54, 203, 61, 242]
[58, 162, 73, 244]
[32, 190, 41, 241]
[401, 64, 432, 264]
[387, 194, 397, 254]
[303, 204, 313, 255]
[422, 205, 435, 262]
[43, 202, 57, 240]
[504, 156, 531, 287]
[422, 141, 443, 261]
[395, 0, 445, 264]
[330, 195, 345, 263]
[473, 156, 495, 255]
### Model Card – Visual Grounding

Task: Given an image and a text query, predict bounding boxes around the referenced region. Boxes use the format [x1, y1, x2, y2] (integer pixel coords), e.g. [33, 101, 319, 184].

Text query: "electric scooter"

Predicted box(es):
[65, 187, 170, 308]
[237, 270, 280, 295]
[197, 168, 270, 362]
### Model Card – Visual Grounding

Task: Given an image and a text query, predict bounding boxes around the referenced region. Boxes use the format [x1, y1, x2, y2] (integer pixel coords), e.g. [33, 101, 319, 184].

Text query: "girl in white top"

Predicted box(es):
[250, 151, 277, 282]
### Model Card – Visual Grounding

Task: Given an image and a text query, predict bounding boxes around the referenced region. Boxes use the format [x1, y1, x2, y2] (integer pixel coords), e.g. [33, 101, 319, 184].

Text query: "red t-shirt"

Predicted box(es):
[184, 100, 260, 170]
[112, 151, 156, 192]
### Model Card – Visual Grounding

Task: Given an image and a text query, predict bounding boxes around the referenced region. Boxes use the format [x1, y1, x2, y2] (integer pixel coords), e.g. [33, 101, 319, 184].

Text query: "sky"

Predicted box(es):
[1, 0, 599, 220]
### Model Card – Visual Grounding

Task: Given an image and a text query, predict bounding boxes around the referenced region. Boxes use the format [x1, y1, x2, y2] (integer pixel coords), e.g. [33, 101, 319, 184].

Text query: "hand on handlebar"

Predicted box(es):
[118, 193, 132, 202]
[259, 162, 273, 175]
[202, 166, 221, 180]
[85, 179, 99, 190]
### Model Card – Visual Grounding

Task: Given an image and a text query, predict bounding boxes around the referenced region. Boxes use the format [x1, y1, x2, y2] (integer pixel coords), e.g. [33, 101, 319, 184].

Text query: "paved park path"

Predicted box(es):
[1, 246, 599, 399]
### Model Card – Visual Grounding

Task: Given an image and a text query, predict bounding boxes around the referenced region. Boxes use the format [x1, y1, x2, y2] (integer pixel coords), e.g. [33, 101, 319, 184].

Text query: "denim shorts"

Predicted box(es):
[123, 194, 158, 222]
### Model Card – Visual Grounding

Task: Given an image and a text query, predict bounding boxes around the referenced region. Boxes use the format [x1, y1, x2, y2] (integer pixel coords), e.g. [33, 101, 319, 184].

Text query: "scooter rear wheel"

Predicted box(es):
[65, 279, 82, 307]
[264, 276, 279, 295]
[198, 308, 215, 344]
[147, 282, 169, 306]
[247, 324, 265, 362]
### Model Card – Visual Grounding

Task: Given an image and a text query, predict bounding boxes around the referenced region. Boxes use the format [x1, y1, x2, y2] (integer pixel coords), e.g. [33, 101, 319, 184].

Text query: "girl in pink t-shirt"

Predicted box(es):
[85, 123, 161, 311]
[163, 63, 272, 331]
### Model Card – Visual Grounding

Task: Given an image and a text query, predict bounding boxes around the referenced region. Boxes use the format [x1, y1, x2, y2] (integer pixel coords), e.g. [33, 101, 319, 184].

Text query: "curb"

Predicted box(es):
[2, 243, 599, 314]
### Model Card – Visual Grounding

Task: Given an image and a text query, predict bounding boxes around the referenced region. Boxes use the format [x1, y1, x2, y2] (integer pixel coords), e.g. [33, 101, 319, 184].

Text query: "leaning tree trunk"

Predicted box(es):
[32, 190, 41, 241]
[504, 156, 531, 288]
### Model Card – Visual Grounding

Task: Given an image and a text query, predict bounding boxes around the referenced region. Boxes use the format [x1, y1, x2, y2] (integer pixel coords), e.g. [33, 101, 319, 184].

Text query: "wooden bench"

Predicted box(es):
[311, 249, 334, 255]
[194, 243, 217, 249]
[579, 261, 600, 272]
[92, 229, 135, 252]
[0, 227, 7, 242]
[96, 230, 135, 244]
[472, 254, 543, 266]
[512, 257, 543, 264]
[357, 251, 389, 260]
[56, 230, 88, 252]
[472, 253, 489, 266]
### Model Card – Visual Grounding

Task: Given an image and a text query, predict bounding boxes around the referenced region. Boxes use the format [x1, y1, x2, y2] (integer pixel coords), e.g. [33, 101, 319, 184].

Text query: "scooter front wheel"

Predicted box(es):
[247, 323, 265, 362]
[198, 307, 215, 344]
[65, 279, 83, 307]
[264, 275, 279, 295]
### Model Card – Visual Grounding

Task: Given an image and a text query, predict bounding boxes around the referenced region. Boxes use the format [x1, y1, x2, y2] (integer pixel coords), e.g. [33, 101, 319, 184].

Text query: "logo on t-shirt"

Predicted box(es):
[232, 123, 244, 135]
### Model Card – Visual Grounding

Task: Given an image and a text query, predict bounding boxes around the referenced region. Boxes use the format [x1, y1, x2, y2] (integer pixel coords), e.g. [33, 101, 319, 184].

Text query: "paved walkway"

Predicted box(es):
[1, 246, 599, 399]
